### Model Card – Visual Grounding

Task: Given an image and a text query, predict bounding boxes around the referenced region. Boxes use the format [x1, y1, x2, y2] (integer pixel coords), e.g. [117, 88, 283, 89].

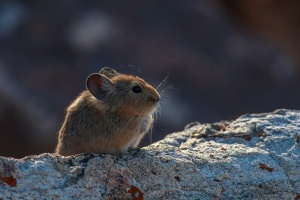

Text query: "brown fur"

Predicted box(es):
[56, 68, 160, 156]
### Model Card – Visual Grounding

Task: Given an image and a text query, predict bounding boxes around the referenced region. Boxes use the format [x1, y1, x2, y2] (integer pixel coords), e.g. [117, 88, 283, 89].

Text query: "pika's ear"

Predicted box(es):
[99, 67, 119, 79]
[86, 73, 113, 100]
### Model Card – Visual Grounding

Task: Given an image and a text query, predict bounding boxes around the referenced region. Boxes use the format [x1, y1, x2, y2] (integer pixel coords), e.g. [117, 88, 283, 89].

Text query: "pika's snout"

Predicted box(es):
[147, 94, 160, 103]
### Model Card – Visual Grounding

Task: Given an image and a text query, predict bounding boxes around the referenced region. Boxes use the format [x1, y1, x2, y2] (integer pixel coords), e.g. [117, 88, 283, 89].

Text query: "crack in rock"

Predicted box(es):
[103, 157, 117, 198]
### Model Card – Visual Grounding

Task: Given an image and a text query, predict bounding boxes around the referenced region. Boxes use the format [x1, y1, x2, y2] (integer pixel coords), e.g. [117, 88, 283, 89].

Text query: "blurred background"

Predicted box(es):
[1, 0, 300, 158]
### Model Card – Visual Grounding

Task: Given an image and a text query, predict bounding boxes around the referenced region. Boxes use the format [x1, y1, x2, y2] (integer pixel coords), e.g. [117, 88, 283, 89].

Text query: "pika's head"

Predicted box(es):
[86, 67, 160, 116]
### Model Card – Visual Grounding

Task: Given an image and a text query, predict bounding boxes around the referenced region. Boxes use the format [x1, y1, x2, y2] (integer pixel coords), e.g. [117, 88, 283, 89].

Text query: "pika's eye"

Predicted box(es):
[132, 86, 142, 93]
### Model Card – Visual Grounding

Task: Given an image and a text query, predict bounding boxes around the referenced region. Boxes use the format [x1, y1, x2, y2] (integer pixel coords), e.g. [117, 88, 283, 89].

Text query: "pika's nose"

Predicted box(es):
[148, 94, 160, 103]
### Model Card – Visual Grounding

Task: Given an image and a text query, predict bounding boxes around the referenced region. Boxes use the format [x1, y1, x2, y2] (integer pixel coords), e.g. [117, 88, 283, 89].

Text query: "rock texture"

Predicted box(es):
[0, 109, 299, 199]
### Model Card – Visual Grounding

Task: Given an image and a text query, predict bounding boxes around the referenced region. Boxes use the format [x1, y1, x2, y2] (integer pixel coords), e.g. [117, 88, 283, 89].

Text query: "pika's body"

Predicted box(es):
[56, 68, 160, 156]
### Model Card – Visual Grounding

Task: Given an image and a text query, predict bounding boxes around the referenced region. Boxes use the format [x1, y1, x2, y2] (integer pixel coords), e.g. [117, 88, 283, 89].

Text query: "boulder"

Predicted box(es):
[0, 109, 299, 199]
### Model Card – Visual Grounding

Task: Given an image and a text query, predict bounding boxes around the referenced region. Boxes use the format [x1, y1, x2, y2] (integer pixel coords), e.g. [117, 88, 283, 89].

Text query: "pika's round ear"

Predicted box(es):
[86, 73, 113, 100]
[99, 67, 119, 79]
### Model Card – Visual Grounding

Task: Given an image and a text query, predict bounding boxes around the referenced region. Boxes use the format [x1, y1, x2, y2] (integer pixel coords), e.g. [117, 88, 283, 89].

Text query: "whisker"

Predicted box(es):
[156, 74, 169, 90]
[124, 107, 144, 129]
[156, 103, 162, 118]
[160, 92, 171, 105]
[148, 125, 153, 144]
[166, 85, 178, 90]
[121, 107, 140, 130]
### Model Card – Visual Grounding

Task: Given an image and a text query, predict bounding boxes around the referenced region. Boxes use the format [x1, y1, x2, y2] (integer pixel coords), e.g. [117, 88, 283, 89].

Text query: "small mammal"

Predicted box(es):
[56, 67, 160, 156]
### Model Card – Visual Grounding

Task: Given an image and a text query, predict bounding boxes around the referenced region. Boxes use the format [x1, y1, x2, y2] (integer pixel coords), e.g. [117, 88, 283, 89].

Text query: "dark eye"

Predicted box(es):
[132, 86, 142, 93]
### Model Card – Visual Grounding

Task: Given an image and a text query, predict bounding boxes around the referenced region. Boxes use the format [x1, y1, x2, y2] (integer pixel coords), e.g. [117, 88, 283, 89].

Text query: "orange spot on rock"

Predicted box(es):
[0, 172, 17, 187]
[257, 133, 263, 137]
[221, 147, 227, 151]
[259, 163, 274, 172]
[128, 185, 144, 200]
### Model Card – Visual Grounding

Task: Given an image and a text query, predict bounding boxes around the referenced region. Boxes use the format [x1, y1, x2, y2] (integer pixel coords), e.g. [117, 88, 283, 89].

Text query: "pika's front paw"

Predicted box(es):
[128, 147, 141, 152]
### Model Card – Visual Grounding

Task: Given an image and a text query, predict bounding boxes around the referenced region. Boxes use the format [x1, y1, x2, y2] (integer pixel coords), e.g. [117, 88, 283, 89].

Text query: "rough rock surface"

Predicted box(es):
[0, 109, 299, 199]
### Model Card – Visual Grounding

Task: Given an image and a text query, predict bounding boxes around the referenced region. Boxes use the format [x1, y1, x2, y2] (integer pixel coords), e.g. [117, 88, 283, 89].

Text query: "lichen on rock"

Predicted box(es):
[0, 109, 299, 199]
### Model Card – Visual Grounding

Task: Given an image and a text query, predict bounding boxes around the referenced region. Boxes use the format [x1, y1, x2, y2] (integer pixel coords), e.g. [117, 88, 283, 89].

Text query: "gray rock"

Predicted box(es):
[0, 109, 299, 199]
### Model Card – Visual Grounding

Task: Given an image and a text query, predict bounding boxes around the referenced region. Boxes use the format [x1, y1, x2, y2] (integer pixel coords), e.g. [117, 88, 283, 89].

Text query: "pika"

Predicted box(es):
[55, 67, 160, 156]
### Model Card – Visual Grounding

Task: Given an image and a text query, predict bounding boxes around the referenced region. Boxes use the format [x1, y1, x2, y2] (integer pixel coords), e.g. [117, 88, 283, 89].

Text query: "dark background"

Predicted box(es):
[1, 0, 300, 158]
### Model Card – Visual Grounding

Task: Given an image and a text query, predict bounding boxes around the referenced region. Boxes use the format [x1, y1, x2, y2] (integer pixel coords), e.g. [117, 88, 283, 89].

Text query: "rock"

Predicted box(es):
[0, 109, 299, 199]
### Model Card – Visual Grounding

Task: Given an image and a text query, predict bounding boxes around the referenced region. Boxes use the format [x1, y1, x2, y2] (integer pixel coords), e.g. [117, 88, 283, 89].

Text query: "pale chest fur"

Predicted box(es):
[90, 112, 153, 154]
[102, 112, 153, 141]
